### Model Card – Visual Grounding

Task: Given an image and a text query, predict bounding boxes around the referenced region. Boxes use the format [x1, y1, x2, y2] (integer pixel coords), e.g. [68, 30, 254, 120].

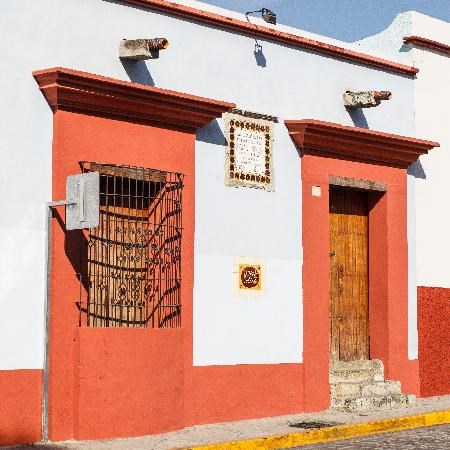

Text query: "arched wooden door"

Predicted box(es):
[329, 187, 369, 362]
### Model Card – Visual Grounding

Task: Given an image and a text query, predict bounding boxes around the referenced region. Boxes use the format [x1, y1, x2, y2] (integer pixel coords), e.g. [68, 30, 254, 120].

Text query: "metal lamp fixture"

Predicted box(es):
[261, 8, 276, 25]
[245, 7, 277, 25]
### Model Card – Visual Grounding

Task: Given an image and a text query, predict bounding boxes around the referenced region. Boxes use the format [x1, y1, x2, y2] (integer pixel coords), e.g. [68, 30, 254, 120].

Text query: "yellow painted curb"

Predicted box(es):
[182, 410, 450, 450]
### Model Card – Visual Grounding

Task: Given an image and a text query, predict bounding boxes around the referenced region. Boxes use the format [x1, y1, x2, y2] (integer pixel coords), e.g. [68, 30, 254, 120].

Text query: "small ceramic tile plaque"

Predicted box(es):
[224, 113, 274, 191]
[234, 257, 265, 297]
[239, 264, 262, 291]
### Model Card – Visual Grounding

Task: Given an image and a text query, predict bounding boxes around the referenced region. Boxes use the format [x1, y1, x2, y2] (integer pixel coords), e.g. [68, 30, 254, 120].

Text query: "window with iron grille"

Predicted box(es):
[77, 162, 183, 328]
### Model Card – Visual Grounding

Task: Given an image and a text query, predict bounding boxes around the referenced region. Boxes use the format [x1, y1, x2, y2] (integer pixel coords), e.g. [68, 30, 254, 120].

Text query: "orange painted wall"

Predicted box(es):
[47, 110, 304, 442]
[49, 111, 195, 441]
[301, 154, 420, 406]
[301, 163, 330, 412]
[185, 364, 303, 426]
[74, 328, 184, 440]
[0, 369, 42, 446]
[418, 286, 450, 397]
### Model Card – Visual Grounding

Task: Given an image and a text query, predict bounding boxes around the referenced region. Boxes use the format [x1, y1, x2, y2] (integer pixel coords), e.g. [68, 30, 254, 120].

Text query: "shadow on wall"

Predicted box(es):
[197, 119, 227, 146]
[408, 159, 427, 179]
[344, 110, 427, 180]
[120, 59, 155, 86]
[399, 43, 412, 54]
[346, 107, 369, 129]
[53, 209, 89, 292]
[254, 42, 267, 68]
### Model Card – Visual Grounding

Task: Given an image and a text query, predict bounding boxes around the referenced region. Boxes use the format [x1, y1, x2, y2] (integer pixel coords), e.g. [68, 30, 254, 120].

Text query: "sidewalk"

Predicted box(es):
[5, 395, 450, 450]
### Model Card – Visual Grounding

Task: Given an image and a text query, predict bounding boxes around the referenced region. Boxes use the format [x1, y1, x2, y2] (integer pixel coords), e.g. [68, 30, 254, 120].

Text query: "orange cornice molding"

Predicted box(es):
[33, 67, 235, 132]
[404, 36, 450, 56]
[285, 119, 439, 168]
[119, 0, 418, 76]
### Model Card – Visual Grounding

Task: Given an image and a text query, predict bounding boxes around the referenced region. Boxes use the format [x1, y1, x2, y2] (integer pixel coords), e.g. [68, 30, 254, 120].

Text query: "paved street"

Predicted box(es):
[290, 424, 450, 449]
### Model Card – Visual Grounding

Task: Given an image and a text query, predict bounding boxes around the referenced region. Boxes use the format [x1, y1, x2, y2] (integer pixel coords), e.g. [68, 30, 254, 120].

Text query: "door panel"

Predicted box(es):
[329, 188, 369, 361]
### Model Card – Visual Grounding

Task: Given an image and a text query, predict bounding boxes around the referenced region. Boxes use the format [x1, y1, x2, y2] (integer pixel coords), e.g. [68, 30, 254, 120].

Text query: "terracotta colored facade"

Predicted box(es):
[418, 287, 450, 397]
[285, 120, 437, 407]
[27, 67, 306, 442]
[0, 370, 42, 445]
[0, 1, 448, 447]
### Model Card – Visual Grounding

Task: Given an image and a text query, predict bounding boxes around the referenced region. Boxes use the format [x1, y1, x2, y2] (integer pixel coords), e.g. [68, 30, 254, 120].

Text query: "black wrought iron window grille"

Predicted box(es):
[77, 161, 183, 328]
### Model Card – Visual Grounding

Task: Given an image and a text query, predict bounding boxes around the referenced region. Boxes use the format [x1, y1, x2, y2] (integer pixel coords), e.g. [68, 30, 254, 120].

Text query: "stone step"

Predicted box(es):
[330, 366, 384, 383]
[331, 393, 416, 413]
[330, 381, 361, 397]
[330, 359, 384, 383]
[330, 380, 401, 398]
[331, 359, 384, 372]
[361, 380, 401, 396]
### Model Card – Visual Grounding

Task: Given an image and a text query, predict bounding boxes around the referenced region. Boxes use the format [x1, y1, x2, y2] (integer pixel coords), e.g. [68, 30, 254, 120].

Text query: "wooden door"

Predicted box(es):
[329, 188, 369, 361]
[87, 178, 152, 327]
[86, 164, 167, 327]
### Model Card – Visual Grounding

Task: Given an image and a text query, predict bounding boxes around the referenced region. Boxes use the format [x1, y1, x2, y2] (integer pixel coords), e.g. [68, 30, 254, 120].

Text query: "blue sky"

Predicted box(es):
[200, 0, 450, 42]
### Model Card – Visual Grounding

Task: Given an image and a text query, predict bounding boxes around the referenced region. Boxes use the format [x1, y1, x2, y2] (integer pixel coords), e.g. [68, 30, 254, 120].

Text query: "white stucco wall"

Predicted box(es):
[357, 17, 419, 358]
[406, 167, 418, 359]
[408, 15, 450, 361]
[410, 30, 450, 288]
[358, 11, 449, 359]
[355, 12, 414, 65]
[0, 10, 54, 370]
[0, 0, 415, 369]
[191, 33, 414, 365]
[194, 120, 303, 365]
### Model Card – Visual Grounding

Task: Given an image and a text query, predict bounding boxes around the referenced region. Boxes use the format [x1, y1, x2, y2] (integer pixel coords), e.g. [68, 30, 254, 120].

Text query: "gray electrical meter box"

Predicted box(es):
[65, 172, 100, 230]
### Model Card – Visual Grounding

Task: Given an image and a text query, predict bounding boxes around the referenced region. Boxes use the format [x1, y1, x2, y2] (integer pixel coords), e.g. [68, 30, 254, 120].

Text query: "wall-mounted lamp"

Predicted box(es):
[119, 38, 169, 60]
[245, 8, 277, 25]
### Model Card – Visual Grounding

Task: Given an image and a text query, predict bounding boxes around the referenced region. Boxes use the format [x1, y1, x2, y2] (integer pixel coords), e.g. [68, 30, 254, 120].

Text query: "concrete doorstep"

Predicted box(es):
[4, 396, 450, 450]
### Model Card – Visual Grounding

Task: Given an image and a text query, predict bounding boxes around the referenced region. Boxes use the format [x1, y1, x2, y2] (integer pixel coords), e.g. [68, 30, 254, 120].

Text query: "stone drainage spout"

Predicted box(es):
[343, 90, 392, 108]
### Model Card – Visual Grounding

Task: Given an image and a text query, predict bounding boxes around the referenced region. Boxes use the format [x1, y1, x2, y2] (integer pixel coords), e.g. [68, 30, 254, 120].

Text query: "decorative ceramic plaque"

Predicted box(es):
[225, 113, 274, 190]
[239, 264, 262, 291]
